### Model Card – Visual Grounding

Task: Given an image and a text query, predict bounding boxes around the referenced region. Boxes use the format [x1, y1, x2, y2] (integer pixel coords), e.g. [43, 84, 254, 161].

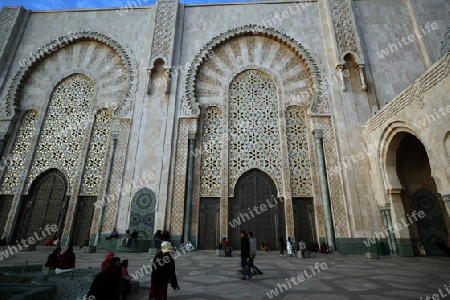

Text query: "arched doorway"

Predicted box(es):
[228, 169, 285, 250]
[395, 133, 449, 255]
[16, 169, 68, 242]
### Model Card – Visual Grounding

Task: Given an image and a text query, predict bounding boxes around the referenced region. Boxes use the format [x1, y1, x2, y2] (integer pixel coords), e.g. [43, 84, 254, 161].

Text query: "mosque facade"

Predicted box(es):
[0, 0, 449, 255]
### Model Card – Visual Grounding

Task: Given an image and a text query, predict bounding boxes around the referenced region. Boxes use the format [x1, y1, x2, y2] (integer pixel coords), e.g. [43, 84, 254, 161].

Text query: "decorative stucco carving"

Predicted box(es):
[329, 0, 363, 64]
[180, 95, 200, 118]
[0, 7, 22, 62]
[3, 29, 138, 118]
[441, 26, 450, 57]
[148, 0, 177, 68]
[185, 24, 329, 116]
[146, 0, 178, 93]
[363, 52, 450, 136]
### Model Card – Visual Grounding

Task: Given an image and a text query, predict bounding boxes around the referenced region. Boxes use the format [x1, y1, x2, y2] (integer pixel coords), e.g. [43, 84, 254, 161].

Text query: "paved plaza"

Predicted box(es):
[1, 246, 449, 299]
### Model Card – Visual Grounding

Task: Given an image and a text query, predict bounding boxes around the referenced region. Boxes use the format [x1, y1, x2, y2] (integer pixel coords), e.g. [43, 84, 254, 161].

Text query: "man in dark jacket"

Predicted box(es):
[240, 230, 252, 280]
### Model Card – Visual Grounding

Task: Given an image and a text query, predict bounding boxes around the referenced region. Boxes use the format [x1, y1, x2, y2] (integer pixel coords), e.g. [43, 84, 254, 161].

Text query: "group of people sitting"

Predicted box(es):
[105, 228, 139, 247]
[87, 251, 132, 300]
[44, 245, 76, 271]
[217, 237, 233, 257]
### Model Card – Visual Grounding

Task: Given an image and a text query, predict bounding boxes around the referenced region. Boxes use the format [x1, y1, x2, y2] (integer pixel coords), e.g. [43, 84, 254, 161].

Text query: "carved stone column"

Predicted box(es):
[313, 129, 335, 250]
[380, 205, 397, 254]
[94, 131, 118, 246]
[183, 132, 196, 244]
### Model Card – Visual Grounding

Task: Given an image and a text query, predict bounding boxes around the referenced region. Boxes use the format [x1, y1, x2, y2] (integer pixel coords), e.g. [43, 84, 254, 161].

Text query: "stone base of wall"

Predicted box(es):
[82, 246, 96, 253]
[335, 238, 390, 255]
[396, 238, 415, 257]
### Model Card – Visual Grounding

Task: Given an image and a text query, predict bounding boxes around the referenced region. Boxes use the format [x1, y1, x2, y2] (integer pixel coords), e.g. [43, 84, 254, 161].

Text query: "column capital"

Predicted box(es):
[379, 205, 391, 212]
[188, 131, 196, 140]
[312, 129, 323, 139]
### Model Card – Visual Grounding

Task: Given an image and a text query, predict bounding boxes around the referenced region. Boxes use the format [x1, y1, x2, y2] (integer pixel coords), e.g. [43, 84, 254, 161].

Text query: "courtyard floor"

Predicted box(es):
[0, 246, 449, 299]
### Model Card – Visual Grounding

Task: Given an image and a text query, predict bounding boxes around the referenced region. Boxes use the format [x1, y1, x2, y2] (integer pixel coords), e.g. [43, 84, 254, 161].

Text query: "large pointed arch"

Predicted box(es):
[3, 29, 138, 118]
[184, 24, 328, 116]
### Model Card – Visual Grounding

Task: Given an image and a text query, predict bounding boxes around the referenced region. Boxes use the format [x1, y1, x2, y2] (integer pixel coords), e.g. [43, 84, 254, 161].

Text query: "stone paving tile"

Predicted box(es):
[1, 246, 450, 299]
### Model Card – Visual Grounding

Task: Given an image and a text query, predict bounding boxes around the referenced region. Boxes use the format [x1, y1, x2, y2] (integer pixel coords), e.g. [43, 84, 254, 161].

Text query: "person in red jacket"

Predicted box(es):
[101, 251, 115, 269]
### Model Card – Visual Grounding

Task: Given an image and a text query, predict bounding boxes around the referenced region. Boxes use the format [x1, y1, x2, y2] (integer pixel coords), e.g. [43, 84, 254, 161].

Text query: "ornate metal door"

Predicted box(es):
[228, 169, 283, 250]
[72, 196, 96, 246]
[199, 198, 220, 249]
[293, 198, 316, 247]
[411, 188, 448, 255]
[21, 169, 68, 241]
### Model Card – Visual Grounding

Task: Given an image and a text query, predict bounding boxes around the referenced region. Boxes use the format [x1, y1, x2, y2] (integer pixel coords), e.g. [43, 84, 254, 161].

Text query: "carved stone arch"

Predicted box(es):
[339, 51, 364, 66]
[4, 29, 138, 119]
[379, 122, 427, 193]
[200, 103, 224, 114]
[231, 167, 281, 198]
[185, 24, 328, 116]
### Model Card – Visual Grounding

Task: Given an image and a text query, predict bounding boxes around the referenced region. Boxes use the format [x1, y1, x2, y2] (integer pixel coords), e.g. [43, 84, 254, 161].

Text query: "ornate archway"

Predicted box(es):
[17, 169, 68, 242]
[228, 169, 284, 250]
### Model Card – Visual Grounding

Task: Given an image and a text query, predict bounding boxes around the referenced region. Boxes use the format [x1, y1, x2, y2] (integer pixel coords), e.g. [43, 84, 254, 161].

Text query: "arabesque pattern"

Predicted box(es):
[200, 107, 222, 196]
[26, 75, 94, 192]
[228, 70, 282, 195]
[80, 109, 112, 195]
[0, 110, 38, 194]
[286, 107, 312, 196]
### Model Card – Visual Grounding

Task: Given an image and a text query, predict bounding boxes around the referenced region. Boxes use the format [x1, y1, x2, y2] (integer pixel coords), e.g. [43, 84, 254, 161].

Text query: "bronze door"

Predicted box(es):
[198, 198, 220, 249]
[72, 196, 96, 246]
[228, 169, 283, 250]
[20, 169, 68, 241]
[293, 198, 316, 248]
[411, 188, 448, 255]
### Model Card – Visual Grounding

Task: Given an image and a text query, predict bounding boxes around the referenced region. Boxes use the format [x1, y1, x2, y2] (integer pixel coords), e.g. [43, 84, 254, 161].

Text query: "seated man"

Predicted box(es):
[261, 240, 270, 252]
[106, 228, 119, 240]
[223, 238, 232, 257]
[121, 230, 130, 247]
[185, 241, 195, 251]
[128, 229, 138, 247]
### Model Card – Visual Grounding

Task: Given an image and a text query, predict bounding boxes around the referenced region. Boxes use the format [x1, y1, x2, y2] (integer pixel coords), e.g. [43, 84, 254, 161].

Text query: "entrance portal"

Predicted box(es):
[293, 198, 316, 248]
[17, 169, 68, 242]
[228, 169, 284, 250]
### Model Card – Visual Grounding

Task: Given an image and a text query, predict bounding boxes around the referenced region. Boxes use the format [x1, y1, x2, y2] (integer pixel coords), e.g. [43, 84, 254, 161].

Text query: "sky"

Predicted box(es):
[0, 0, 262, 11]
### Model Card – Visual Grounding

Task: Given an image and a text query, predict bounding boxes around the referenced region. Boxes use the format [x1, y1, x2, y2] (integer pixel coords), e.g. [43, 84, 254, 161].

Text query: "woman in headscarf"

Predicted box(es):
[149, 241, 180, 300]
[101, 251, 115, 269]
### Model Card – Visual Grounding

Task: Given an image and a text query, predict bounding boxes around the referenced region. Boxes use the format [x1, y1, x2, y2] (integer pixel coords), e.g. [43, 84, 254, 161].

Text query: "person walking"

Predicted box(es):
[248, 231, 263, 279]
[149, 241, 180, 299]
[239, 230, 252, 280]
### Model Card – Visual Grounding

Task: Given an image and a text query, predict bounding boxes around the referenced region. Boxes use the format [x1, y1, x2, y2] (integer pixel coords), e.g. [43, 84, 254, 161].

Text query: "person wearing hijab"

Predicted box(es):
[149, 241, 180, 299]
[101, 251, 115, 269]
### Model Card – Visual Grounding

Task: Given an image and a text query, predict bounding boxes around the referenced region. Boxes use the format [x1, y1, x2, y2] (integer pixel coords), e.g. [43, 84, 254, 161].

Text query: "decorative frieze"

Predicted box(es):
[185, 25, 329, 116]
[147, 0, 178, 93]
[3, 29, 138, 119]
[441, 26, 450, 57]
[363, 52, 450, 137]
